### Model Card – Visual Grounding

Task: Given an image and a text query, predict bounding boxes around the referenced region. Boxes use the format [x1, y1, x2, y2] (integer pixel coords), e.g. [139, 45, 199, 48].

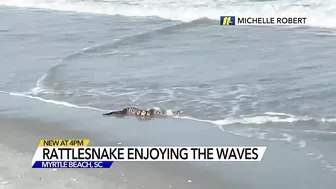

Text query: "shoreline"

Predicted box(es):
[0, 88, 335, 189]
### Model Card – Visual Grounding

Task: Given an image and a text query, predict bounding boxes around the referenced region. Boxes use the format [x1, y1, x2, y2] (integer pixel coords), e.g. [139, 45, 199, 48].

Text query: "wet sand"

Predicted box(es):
[0, 116, 232, 189]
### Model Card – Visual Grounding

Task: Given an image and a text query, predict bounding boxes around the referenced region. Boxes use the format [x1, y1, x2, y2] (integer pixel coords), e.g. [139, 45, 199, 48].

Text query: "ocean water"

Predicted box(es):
[1, 0, 336, 188]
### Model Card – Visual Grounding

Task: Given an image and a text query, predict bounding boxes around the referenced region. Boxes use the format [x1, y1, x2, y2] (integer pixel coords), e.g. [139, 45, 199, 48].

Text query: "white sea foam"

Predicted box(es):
[177, 113, 312, 127]
[264, 112, 295, 117]
[1, 0, 336, 28]
[6, 90, 336, 131]
[298, 140, 306, 148]
[30, 74, 52, 95]
[321, 118, 336, 123]
[4, 89, 336, 143]
[9, 92, 105, 112]
[7, 92, 180, 117]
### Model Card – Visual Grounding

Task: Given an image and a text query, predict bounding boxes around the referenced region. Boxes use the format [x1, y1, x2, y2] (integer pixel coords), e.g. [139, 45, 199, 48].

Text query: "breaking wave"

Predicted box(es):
[1, 0, 336, 28]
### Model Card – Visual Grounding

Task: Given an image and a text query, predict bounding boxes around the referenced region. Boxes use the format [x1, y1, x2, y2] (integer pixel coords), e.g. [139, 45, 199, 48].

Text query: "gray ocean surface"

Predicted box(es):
[1, 0, 336, 188]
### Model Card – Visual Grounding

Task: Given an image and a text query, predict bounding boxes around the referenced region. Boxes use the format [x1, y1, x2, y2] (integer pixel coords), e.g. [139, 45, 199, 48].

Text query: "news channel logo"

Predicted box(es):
[220, 16, 308, 26]
[220, 16, 235, 25]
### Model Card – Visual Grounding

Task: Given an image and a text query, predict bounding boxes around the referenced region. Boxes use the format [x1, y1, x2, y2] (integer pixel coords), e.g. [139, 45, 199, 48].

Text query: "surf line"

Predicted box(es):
[8, 92, 106, 112]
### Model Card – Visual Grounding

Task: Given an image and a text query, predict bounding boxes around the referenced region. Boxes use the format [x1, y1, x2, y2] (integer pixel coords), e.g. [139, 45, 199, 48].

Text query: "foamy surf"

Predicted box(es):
[175, 113, 313, 126]
[5, 89, 336, 127]
[6, 92, 183, 117]
[9, 92, 105, 112]
[1, 0, 336, 28]
[264, 112, 295, 117]
[30, 74, 53, 95]
[4, 88, 336, 146]
[3, 90, 336, 172]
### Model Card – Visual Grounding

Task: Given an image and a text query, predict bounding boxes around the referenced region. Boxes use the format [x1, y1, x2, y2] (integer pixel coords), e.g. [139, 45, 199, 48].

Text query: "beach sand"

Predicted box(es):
[0, 116, 231, 189]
